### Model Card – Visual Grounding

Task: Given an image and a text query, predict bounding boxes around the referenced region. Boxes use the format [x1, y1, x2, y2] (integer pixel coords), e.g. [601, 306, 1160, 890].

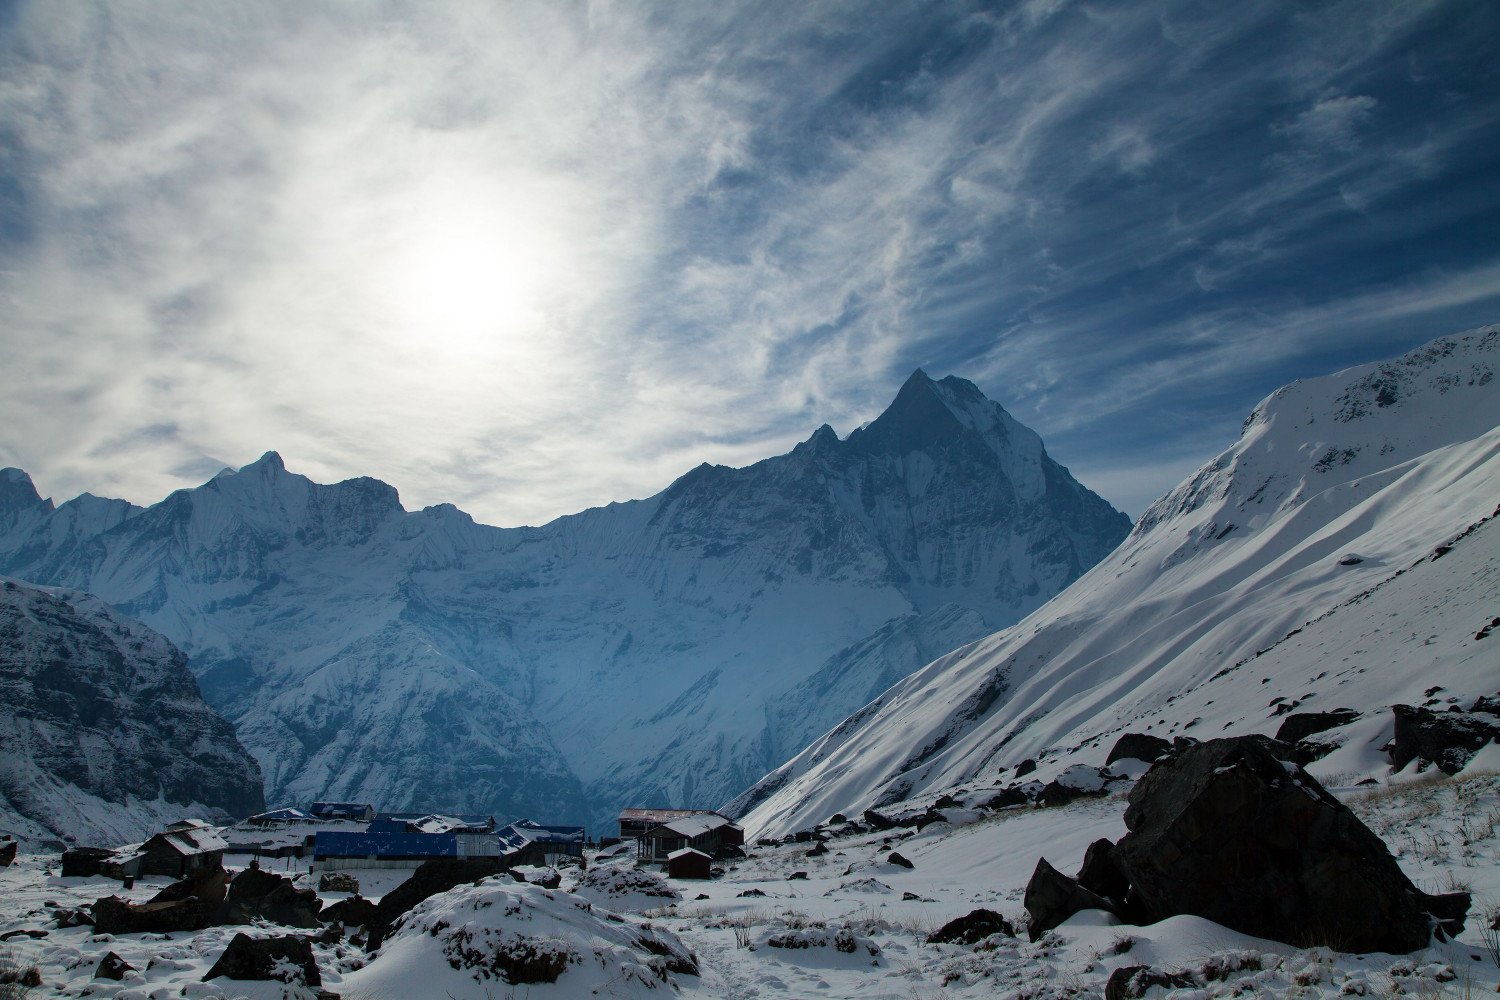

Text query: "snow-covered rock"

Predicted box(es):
[738, 326, 1500, 837]
[343, 879, 698, 997]
[0, 372, 1128, 828]
[570, 863, 683, 912]
[0, 577, 263, 846]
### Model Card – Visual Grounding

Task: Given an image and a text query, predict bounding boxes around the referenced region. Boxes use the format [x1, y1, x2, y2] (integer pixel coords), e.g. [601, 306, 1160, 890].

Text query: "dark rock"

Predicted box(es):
[203, 932, 321, 987]
[1105, 965, 1196, 1000]
[1274, 709, 1359, 745]
[224, 866, 322, 928]
[61, 847, 115, 878]
[786, 871, 808, 881]
[0, 929, 47, 941]
[1075, 839, 1128, 905]
[1014, 758, 1037, 777]
[1023, 857, 1116, 941]
[0, 840, 15, 867]
[886, 851, 914, 870]
[902, 891, 922, 901]
[807, 841, 829, 857]
[1472, 694, 1500, 714]
[93, 951, 133, 980]
[53, 907, 93, 928]
[320, 894, 379, 928]
[1112, 735, 1466, 952]
[933, 794, 962, 809]
[910, 809, 949, 830]
[318, 871, 359, 893]
[1036, 780, 1103, 808]
[149, 863, 228, 906]
[863, 809, 899, 831]
[1426, 891, 1473, 942]
[91, 894, 219, 935]
[516, 867, 561, 889]
[1390, 704, 1500, 774]
[737, 888, 766, 897]
[980, 786, 1029, 810]
[367, 857, 508, 946]
[926, 908, 1015, 945]
[1105, 733, 1172, 766]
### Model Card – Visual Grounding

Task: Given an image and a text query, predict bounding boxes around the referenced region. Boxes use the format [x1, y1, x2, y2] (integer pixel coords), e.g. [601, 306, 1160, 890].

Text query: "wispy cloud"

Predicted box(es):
[1, 1, 1497, 525]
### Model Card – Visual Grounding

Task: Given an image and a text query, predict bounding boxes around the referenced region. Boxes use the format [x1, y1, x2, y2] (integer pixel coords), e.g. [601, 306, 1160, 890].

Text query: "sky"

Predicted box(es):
[1, 1, 1498, 526]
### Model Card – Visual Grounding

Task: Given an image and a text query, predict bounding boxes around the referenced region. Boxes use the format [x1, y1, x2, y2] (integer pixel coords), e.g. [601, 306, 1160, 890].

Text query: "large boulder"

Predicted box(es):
[1105, 733, 1172, 766]
[0, 839, 16, 867]
[91, 894, 219, 935]
[1112, 735, 1466, 952]
[1023, 857, 1116, 941]
[321, 894, 380, 928]
[367, 857, 509, 947]
[1390, 704, 1500, 774]
[223, 866, 322, 928]
[203, 932, 321, 987]
[1274, 709, 1359, 745]
[148, 863, 228, 906]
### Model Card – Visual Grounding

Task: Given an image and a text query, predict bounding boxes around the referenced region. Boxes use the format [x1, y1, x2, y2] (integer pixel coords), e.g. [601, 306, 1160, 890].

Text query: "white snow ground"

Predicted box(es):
[0, 763, 1496, 999]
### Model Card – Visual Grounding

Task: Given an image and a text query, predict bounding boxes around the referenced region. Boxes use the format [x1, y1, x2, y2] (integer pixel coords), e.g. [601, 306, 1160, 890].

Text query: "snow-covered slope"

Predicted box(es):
[0, 373, 1128, 829]
[0, 576, 263, 846]
[736, 326, 1500, 838]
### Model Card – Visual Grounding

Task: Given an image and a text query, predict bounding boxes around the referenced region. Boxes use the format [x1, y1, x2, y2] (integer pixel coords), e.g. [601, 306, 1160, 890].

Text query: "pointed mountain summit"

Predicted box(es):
[0, 371, 1130, 829]
[735, 326, 1500, 837]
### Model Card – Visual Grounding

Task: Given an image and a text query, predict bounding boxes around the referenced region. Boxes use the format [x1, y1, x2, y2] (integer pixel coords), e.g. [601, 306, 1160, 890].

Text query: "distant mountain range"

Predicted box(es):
[736, 327, 1500, 837]
[0, 576, 263, 845]
[0, 371, 1129, 830]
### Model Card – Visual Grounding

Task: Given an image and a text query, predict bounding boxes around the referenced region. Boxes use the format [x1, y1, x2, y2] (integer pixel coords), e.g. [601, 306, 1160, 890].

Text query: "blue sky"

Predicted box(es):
[2, 1, 1497, 525]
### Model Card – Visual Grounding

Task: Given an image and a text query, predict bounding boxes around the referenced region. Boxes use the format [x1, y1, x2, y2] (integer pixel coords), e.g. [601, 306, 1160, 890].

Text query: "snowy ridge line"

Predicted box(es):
[735, 326, 1500, 838]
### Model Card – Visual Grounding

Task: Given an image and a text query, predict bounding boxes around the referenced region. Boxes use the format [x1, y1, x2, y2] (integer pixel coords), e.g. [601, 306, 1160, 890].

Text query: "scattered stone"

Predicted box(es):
[1105, 733, 1172, 766]
[52, 907, 93, 928]
[203, 932, 321, 986]
[318, 871, 359, 893]
[737, 888, 767, 898]
[926, 908, 1015, 946]
[1274, 709, 1359, 745]
[1014, 758, 1037, 777]
[979, 786, 1029, 810]
[93, 952, 133, 981]
[886, 851, 914, 870]
[1112, 735, 1468, 952]
[1390, 704, 1500, 774]
[1023, 857, 1115, 941]
[1105, 965, 1196, 1000]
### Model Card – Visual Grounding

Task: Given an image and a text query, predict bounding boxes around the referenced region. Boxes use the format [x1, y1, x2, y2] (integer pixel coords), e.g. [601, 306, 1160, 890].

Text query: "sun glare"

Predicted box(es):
[384, 173, 572, 363]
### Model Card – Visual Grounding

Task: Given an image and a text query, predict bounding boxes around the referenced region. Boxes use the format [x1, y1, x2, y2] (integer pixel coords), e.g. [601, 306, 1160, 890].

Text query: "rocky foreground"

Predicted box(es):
[0, 737, 1495, 999]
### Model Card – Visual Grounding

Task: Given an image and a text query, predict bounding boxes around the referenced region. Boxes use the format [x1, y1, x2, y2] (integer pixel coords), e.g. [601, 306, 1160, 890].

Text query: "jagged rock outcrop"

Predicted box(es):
[1389, 703, 1500, 774]
[0, 578, 263, 844]
[1111, 736, 1466, 951]
[203, 933, 321, 987]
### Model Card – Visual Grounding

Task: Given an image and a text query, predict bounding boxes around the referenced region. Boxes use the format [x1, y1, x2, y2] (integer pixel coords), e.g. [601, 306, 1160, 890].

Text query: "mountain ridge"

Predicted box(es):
[0, 371, 1130, 829]
[734, 326, 1500, 837]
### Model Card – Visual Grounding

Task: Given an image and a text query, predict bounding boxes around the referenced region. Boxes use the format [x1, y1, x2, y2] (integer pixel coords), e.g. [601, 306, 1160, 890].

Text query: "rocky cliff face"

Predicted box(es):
[0, 372, 1130, 829]
[0, 576, 263, 845]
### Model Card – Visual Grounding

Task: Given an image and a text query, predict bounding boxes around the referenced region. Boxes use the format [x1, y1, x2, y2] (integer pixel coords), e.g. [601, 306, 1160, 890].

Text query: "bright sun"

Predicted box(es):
[384, 172, 572, 362]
